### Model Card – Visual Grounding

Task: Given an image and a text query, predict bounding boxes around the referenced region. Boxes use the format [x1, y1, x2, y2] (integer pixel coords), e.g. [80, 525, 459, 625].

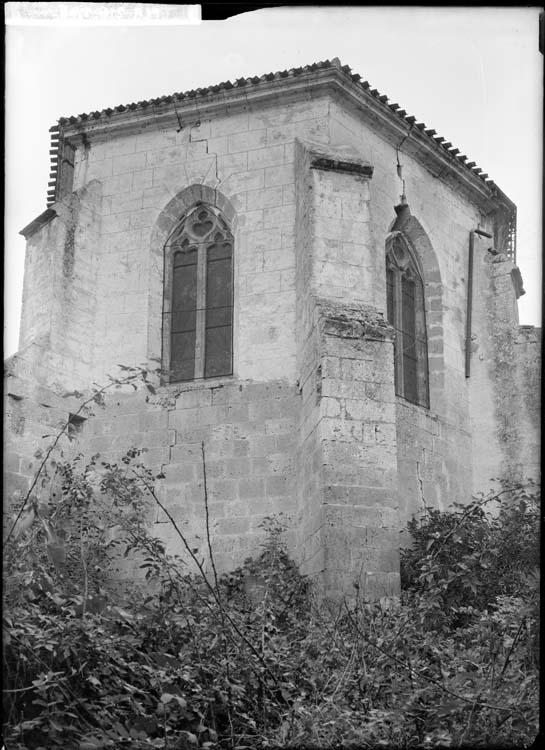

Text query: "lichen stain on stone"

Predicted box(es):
[62, 196, 81, 279]
[319, 299, 393, 342]
[323, 318, 363, 339]
[63, 224, 76, 278]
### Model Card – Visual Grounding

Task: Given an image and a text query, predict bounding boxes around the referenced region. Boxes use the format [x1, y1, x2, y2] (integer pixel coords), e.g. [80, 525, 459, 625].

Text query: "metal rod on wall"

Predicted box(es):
[465, 228, 493, 379]
[465, 231, 475, 379]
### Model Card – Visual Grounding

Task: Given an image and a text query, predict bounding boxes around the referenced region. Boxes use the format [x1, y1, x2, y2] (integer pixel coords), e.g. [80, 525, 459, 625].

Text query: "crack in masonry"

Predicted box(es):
[153, 462, 170, 523]
[416, 460, 427, 507]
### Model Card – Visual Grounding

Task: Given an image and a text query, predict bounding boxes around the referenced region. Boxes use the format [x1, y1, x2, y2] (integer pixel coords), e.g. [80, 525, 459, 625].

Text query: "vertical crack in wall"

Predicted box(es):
[416, 459, 427, 507]
[63, 202, 78, 279]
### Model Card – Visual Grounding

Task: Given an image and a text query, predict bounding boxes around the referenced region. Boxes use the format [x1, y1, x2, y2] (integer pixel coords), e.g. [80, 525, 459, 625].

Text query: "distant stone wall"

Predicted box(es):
[515, 325, 541, 484]
[470, 248, 541, 494]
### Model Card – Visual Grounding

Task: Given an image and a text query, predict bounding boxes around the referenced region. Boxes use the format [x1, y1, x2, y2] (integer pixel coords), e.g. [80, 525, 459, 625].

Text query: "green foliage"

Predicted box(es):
[400, 483, 540, 630]
[3, 377, 540, 748]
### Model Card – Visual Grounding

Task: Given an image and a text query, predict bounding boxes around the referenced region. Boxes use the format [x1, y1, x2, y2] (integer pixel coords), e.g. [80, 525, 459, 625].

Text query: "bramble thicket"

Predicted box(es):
[3, 372, 540, 749]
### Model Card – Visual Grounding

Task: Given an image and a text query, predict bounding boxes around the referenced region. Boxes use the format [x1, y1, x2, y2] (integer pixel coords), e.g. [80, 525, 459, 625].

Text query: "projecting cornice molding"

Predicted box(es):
[303, 138, 374, 177]
[19, 208, 57, 239]
[47, 59, 514, 218]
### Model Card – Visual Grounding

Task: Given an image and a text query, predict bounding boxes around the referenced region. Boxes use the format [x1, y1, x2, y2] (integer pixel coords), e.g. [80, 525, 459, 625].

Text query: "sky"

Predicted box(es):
[5, 4, 543, 356]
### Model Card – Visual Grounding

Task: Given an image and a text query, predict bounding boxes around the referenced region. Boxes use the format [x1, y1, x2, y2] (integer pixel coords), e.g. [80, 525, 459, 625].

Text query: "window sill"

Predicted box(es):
[158, 374, 235, 394]
[395, 394, 432, 410]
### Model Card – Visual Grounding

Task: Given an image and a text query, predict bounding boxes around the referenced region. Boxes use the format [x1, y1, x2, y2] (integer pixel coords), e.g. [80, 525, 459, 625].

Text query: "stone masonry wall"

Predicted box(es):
[293, 139, 400, 597]
[293, 141, 325, 580]
[318, 304, 399, 599]
[470, 248, 541, 493]
[20, 182, 102, 371]
[80, 379, 300, 576]
[514, 326, 541, 484]
[64, 95, 332, 385]
[11, 96, 330, 573]
[10, 84, 538, 596]
[328, 96, 500, 520]
[4, 361, 300, 577]
[4, 349, 88, 531]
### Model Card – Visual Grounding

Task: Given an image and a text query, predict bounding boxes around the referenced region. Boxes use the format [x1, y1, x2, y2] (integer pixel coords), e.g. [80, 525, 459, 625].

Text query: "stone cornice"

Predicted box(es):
[304, 138, 374, 177]
[19, 208, 57, 239]
[50, 61, 514, 217]
[310, 155, 374, 178]
[60, 68, 338, 143]
[510, 267, 526, 299]
[320, 74, 513, 216]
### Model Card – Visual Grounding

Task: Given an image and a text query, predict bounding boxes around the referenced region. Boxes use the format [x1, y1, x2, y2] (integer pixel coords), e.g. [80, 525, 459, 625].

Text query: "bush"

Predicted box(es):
[400, 483, 540, 630]
[3, 379, 540, 748]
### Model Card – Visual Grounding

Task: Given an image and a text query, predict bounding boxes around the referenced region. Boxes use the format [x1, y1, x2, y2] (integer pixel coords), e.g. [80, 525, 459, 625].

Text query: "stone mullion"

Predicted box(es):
[163, 244, 174, 383]
[194, 243, 207, 379]
[393, 268, 404, 396]
[415, 277, 429, 407]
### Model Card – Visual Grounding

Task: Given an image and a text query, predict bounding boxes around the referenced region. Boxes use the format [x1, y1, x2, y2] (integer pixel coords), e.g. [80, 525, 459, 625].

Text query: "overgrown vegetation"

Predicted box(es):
[3, 374, 540, 749]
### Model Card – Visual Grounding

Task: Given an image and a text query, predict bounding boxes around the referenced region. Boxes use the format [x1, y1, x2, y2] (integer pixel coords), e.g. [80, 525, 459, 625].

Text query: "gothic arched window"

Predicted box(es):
[386, 233, 429, 408]
[166, 204, 233, 382]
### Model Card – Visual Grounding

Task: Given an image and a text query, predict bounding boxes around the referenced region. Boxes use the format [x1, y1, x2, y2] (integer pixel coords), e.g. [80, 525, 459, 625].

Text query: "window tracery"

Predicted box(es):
[166, 204, 233, 382]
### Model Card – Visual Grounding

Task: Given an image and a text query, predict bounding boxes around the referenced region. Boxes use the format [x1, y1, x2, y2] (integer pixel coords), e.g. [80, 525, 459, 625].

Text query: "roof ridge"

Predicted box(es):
[56, 58, 342, 125]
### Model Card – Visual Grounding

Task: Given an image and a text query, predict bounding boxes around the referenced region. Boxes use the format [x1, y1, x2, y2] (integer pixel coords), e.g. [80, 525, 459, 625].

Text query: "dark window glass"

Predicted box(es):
[167, 207, 233, 382]
[401, 276, 418, 403]
[205, 242, 233, 378]
[171, 249, 197, 381]
[171, 331, 197, 381]
[205, 326, 232, 378]
[386, 266, 395, 325]
[386, 235, 429, 407]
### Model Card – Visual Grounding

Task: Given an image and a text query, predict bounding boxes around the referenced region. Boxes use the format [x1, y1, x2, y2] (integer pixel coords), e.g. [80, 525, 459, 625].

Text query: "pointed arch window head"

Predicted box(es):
[166, 204, 233, 382]
[386, 233, 429, 408]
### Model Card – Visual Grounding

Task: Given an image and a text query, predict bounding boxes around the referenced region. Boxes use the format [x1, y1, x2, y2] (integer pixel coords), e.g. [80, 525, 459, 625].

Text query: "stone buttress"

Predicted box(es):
[294, 140, 400, 598]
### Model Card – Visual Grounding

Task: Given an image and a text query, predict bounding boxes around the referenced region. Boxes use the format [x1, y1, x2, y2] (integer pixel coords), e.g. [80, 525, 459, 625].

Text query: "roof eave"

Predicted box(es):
[20, 208, 57, 239]
[56, 66, 515, 216]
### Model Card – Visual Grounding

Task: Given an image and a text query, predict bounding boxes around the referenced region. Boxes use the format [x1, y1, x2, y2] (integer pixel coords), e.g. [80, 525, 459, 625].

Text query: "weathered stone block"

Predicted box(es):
[323, 484, 392, 507]
[208, 478, 237, 502]
[247, 145, 285, 169]
[227, 129, 266, 153]
[264, 164, 293, 187]
[225, 404, 250, 423]
[223, 169, 265, 193]
[238, 476, 265, 499]
[217, 516, 251, 535]
[246, 186, 284, 211]
[266, 474, 294, 497]
[113, 152, 147, 175]
[217, 152, 248, 174]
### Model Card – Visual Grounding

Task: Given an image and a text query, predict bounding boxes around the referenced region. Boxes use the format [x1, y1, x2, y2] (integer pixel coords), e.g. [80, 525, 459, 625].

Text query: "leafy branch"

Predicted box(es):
[6, 366, 158, 544]
[130, 462, 290, 702]
[342, 602, 519, 714]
